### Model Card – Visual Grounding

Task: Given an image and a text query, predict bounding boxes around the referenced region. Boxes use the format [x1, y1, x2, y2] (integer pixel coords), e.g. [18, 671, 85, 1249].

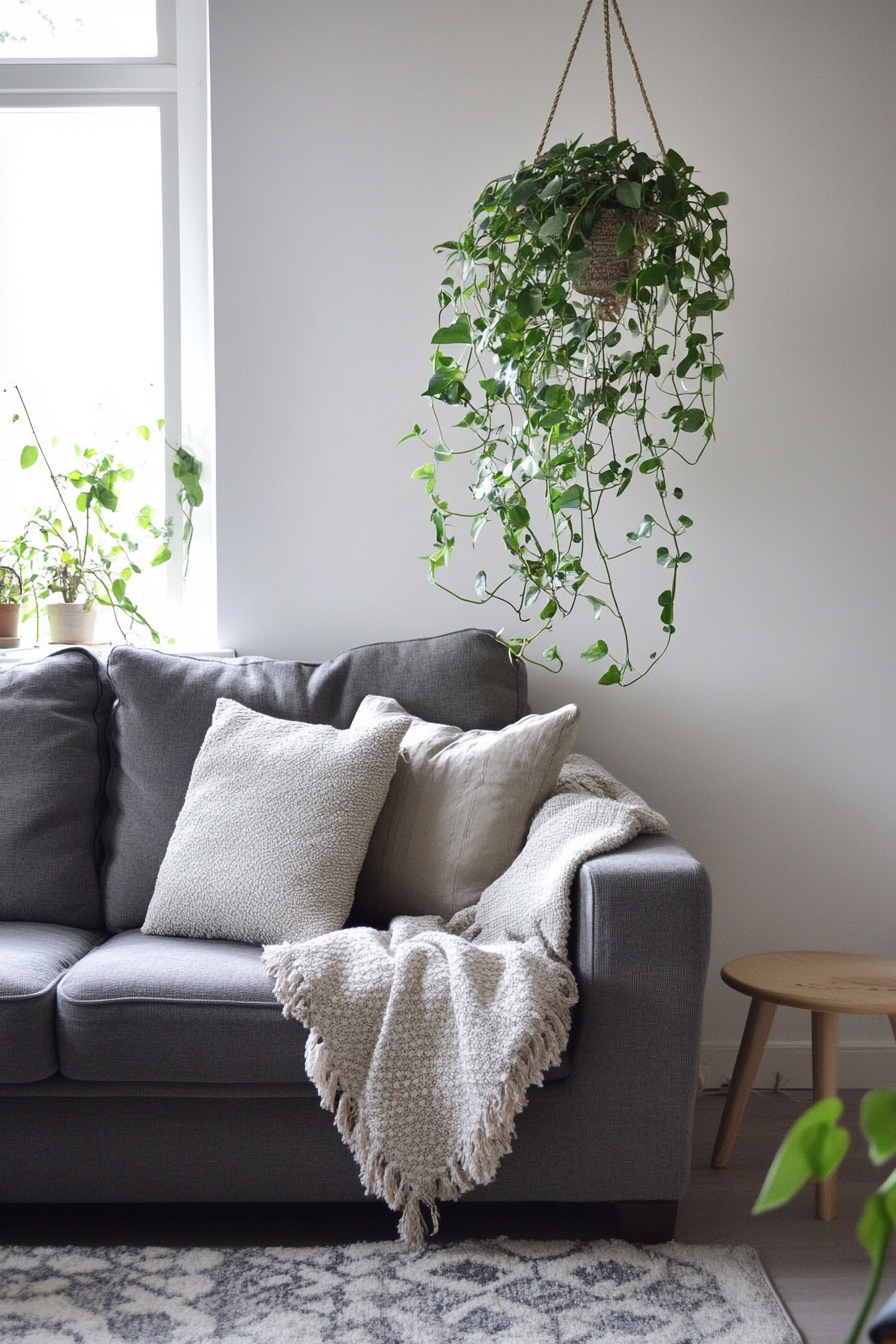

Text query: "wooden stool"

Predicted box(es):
[711, 951, 896, 1220]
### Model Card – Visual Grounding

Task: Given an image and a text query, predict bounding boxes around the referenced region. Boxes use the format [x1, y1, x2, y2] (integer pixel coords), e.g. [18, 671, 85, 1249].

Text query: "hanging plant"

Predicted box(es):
[406, 0, 733, 685]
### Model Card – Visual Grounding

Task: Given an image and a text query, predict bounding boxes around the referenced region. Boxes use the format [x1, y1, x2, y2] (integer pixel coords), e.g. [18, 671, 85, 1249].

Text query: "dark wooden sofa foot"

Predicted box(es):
[616, 1200, 678, 1244]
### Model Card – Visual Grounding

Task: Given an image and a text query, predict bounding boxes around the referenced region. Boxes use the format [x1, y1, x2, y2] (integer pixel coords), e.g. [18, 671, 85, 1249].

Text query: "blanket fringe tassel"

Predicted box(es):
[263, 946, 578, 1248]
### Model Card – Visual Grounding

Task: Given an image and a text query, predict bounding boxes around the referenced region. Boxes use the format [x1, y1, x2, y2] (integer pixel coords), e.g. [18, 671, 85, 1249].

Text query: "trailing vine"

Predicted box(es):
[406, 136, 733, 684]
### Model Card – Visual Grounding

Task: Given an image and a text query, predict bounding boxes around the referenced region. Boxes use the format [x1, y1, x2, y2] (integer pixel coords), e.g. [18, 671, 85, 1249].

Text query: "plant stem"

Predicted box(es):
[15, 387, 79, 538]
[847, 1243, 888, 1344]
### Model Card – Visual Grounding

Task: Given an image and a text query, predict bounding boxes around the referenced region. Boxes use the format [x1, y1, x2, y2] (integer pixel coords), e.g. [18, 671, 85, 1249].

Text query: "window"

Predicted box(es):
[0, 0, 216, 646]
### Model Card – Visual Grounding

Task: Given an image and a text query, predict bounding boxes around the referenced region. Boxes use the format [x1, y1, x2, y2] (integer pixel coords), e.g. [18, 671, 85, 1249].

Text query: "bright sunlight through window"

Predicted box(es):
[0, 0, 158, 59]
[0, 107, 167, 637]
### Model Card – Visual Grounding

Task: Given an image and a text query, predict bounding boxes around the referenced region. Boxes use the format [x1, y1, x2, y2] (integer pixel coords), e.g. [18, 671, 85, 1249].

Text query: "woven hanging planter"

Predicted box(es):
[572, 206, 660, 319]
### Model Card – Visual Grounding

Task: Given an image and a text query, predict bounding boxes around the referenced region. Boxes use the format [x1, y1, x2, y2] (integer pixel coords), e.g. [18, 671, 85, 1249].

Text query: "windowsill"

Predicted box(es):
[0, 643, 237, 661]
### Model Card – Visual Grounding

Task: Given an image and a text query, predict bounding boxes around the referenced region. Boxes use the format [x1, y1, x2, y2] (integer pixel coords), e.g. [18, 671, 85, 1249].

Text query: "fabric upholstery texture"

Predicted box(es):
[0, 922, 106, 1083]
[0, 650, 110, 927]
[102, 630, 528, 931]
[143, 699, 409, 944]
[56, 930, 311, 1085]
[351, 697, 580, 923]
[2, 834, 711, 1202]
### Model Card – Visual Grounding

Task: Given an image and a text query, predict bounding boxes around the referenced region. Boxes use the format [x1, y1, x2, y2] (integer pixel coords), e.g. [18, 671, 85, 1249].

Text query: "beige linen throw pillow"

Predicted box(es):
[351, 696, 580, 924]
[142, 696, 410, 944]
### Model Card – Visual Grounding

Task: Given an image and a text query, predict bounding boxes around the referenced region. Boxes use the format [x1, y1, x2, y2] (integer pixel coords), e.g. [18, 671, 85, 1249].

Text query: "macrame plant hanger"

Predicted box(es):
[535, 0, 666, 320]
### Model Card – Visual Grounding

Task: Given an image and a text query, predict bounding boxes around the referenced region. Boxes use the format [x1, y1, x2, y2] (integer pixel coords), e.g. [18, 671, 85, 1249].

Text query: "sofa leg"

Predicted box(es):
[616, 1200, 678, 1244]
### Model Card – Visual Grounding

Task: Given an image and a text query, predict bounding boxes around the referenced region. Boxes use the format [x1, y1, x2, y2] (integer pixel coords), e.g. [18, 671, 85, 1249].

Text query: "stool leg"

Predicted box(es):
[811, 1010, 840, 1220]
[712, 997, 777, 1169]
[888, 1015, 896, 1044]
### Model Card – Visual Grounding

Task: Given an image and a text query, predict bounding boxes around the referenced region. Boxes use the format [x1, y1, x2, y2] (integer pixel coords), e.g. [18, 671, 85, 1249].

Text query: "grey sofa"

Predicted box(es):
[0, 629, 711, 1242]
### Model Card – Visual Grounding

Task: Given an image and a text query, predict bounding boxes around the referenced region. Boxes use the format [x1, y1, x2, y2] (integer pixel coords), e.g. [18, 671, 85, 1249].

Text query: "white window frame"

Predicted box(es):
[0, 0, 217, 645]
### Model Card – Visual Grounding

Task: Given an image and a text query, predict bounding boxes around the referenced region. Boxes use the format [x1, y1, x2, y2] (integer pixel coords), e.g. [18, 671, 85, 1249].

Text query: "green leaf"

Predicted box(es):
[615, 220, 637, 255]
[539, 176, 563, 201]
[151, 545, 172, 567]
[76, 492, 89, 513]
[863, 1091, 896, 1165]
[20, 444, 38, 469]
[639, 457, 663, 475]
[543, 644, 560, 663]
[137, 424, 150, 441]
[615, 180, 642, 210]
[551, 484, 584, 512]
[511, 179, 538, 207]
[538, 210, 568, 241]
[111, 579, 126, 602]
[470, 514, 487, 543]
[539, 599, 558, 621]
[411, 463, 436, 480]
[431, 314, 472, 345]
[754, 1098, 849, 1212]
[859, 1188, 891, 1268]
[702, 363, 725, 382]
[516, 287, 543, 318]
[679, 408, 706, 433]
[626, 517, 654, 543]
[704, 190, 729, 208]
[581, 639, 609, 663]
[474, 570, 487, 599]
[598, 663, 622, 685]
[585, 595, 606, 618]
[433, 442, 453, 461]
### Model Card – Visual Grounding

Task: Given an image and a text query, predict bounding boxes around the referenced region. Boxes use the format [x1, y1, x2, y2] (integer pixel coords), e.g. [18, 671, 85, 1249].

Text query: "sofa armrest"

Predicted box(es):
[562, 831, 712, 1198]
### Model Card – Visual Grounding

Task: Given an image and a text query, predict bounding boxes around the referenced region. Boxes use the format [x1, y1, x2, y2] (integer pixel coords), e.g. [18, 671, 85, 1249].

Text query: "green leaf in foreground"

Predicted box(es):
[862, 1090, 896, 1165]
[20, 444, 38, 469]
[753, 1097, 849, 1212]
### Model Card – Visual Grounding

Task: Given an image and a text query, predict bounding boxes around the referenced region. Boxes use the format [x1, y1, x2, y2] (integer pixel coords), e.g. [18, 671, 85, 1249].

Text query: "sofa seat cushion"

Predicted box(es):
[1, 923, 107, 1083]
[102, 630, 528, 931]
[56, 930, 311, 1085]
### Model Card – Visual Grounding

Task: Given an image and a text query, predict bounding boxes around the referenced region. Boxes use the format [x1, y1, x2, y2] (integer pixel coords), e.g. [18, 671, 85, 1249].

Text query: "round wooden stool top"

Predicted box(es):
[721, 951, 896, 1015]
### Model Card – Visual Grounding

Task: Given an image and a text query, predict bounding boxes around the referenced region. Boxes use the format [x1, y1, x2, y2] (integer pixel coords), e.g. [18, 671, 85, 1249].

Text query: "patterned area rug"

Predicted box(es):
[0, 1238, 801, 1343]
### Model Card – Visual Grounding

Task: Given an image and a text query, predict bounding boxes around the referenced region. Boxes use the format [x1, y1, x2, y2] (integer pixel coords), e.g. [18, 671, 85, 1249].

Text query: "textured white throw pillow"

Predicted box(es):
[142, 697, 410, 944]
[350, 696, 580, 924]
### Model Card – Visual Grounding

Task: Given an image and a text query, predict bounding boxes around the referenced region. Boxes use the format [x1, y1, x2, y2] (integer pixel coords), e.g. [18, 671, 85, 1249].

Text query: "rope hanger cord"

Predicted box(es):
[535, 0, 665, 161]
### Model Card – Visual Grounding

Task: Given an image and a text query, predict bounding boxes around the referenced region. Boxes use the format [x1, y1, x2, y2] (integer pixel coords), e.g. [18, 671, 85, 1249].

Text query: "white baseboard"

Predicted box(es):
[700, 1042, 896, 1092]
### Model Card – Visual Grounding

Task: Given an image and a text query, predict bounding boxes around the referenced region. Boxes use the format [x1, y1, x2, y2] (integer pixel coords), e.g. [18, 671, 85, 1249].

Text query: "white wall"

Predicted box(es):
[209, 0, 896, 1083]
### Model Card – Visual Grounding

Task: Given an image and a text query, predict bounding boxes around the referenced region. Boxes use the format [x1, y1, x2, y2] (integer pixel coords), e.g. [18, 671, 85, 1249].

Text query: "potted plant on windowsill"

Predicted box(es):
[9, 392, 173, 646]
[0, 564, 22, 645]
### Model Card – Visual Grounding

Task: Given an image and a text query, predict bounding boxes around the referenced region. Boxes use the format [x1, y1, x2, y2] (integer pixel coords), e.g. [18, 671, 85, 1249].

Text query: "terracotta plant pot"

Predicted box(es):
[0, 603, 20, 638]
[46, 602, 97, 645]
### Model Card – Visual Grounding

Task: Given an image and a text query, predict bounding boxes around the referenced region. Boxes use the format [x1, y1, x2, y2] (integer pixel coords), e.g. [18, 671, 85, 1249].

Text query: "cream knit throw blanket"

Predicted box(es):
[262, 754, 667, 1244]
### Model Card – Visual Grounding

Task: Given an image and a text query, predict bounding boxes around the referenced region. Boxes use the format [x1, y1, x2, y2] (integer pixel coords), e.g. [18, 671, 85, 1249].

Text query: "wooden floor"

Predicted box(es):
[681, 1088, 892, 1344]
[2, 1090, 892, 1343]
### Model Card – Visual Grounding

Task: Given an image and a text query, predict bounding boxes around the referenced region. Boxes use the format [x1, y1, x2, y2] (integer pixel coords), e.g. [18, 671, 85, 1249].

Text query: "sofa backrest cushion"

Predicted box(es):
[0, 649, 110, 928]
[102, 629, 528, 932]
